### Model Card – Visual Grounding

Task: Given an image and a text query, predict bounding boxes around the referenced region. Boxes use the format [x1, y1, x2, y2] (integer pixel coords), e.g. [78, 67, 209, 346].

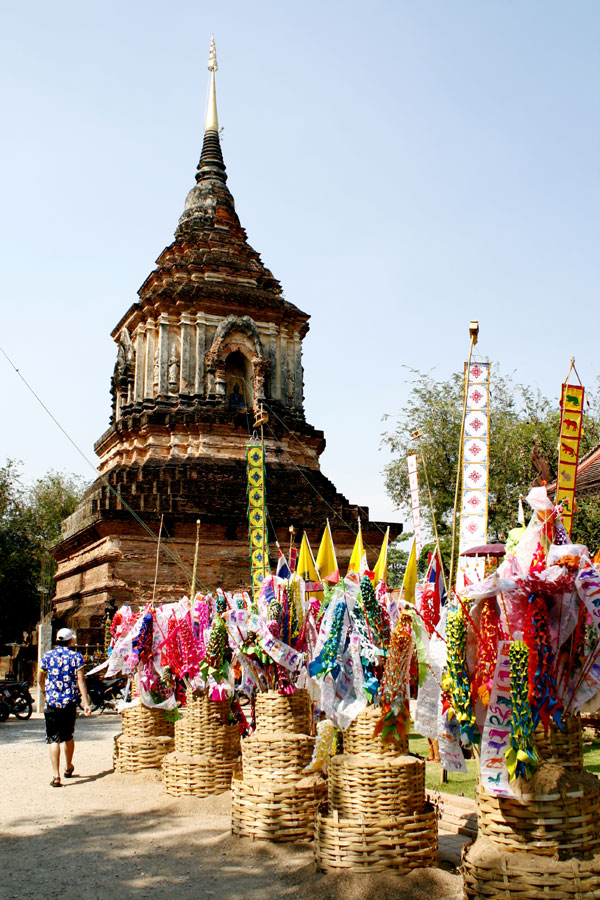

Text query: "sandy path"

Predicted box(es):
[1, 713, 461, 900]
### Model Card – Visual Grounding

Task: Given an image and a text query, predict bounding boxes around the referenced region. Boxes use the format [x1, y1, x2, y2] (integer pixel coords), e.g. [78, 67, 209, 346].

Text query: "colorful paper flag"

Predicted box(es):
[315, 520, 339, 582]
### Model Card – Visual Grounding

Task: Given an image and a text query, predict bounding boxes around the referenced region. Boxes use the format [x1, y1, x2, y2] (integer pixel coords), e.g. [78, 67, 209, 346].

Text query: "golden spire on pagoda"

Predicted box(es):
[205, 36, 219, 133]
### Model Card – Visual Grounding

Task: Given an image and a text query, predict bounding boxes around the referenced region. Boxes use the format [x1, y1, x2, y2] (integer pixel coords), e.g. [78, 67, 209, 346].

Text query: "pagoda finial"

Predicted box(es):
[205, 36, 219, 132]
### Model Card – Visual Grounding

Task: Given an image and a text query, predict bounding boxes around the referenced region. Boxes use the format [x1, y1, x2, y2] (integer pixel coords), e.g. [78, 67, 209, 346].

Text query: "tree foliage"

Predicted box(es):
[382, 368, 600, 574]
[0, 462, 86, 644]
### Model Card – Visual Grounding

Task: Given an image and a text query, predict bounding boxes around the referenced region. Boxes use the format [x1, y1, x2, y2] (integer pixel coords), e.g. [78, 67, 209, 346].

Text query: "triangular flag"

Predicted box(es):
[372, 527, 390, 585]
[402, 540, 417, 604]
[347, 520, 365, 575]
[315, 520, 339, 583]
[275, 544, 291, 579]
[297, 532, 319, 585]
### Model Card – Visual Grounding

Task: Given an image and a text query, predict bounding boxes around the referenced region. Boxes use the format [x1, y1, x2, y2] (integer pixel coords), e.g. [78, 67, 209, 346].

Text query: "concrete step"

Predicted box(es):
[427, 789, 477, 838]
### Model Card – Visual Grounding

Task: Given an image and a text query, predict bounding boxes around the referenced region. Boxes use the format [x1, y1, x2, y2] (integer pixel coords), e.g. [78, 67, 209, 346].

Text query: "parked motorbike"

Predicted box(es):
[0, 680, 34, 719]
[79, 672, 129, 713]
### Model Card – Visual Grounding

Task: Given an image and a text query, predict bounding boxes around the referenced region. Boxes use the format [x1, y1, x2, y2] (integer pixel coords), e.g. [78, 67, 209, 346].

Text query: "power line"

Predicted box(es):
[0, 343, 208, 592]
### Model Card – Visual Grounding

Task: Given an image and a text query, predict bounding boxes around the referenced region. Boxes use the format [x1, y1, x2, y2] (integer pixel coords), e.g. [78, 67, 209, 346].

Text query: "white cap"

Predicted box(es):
[56, 627, 75, 642]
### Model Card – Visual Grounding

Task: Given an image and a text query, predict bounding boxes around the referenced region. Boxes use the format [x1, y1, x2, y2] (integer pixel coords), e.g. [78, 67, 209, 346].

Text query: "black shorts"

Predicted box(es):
[44, 703, 77, 744]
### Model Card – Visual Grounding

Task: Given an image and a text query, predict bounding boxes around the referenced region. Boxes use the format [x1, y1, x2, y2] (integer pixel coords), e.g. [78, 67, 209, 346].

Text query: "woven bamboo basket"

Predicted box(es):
[534, 715, 583, 769]
[241, 730, 315, 781]
[174, 715, 240, 759]
[121, 703, 174, 739]
[113, 734, 174, 773]
[343, 704, 408, 756]
[328, 753, 425, 819]
[231, 770, 326, 842]
[462, 838, 600, 899]
[184, 690, 230, 727]
[314, 802, 438, 873]
[254, 690, 312, 734]
[477, 777, 600, 858]
[161, 750, 238, 797]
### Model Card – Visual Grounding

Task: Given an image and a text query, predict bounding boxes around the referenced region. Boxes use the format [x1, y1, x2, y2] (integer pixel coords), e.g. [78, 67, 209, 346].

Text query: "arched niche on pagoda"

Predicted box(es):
[205, 315, 270, 410]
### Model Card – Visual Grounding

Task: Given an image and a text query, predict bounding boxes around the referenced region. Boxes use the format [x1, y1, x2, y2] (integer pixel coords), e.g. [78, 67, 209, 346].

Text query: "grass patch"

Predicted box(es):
[409, 732, 478, 799]
[409, 730, 600, 801]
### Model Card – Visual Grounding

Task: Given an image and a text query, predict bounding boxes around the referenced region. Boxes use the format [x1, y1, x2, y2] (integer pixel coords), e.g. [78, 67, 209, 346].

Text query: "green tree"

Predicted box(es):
[0, 462, 86, 644]
[382, 368, 600, 572]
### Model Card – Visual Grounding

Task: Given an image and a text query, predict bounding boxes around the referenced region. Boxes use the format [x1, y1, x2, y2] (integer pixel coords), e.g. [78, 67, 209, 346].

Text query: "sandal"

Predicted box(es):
[64, 766, 75, 778]
[50, 777, 62, 787]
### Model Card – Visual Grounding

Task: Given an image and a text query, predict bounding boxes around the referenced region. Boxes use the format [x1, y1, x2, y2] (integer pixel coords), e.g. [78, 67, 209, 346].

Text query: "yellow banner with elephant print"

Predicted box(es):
[556, 383, 585, 536]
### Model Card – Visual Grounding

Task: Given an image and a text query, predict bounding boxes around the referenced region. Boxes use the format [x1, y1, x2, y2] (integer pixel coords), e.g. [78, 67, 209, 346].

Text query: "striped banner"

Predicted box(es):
[407, 454, 422, 558]
[247, 443, 270, 599]
[556, 383, 585, 536]
[457, 362, 490, 588]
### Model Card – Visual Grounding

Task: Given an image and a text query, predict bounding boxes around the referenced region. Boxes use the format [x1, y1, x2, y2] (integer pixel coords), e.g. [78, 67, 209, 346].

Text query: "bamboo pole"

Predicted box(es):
[190, 519, 201, 601]
[448, 322, 479, 598]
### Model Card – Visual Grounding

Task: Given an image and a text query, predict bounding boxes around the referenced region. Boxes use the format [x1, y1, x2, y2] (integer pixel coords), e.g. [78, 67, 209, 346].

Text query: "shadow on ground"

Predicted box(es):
[2, 805, 461, 900]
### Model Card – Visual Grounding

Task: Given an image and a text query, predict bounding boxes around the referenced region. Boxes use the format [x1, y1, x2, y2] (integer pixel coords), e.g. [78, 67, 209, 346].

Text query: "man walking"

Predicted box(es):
[39, 627, 91, 787]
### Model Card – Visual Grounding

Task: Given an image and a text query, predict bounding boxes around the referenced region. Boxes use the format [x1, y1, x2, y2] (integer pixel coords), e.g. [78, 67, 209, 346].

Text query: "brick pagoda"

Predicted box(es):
[52, 41, 401, 643]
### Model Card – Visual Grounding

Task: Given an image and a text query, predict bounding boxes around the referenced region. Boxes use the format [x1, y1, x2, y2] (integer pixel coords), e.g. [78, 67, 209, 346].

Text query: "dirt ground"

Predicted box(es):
[0, 713, 462, 900]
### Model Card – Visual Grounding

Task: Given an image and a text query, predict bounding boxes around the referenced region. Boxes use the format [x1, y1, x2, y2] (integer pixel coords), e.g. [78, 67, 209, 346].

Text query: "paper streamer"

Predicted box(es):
[479, 640, 515, 797]
[457, 361, 490, 589]
[437, 707, 467, 773]
[407, 454, 423, 558]
[247, 443, 270, 599]
[556, 382, 585, 536]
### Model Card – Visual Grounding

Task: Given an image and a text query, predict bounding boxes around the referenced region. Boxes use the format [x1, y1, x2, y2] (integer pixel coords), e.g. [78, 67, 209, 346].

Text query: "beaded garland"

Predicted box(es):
[445, 606, 479, 745]
[360, 575, 389, 648]
[505, 639, 539, 780]
[472, 598, 500, 707]
[309, 600, 347, 679]
[525, 594, 563, 730]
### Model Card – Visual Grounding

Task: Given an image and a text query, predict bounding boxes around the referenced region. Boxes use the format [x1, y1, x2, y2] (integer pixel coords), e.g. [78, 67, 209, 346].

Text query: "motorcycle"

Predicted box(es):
[0, 680, 34, 719]
[79, 672, 129, 713]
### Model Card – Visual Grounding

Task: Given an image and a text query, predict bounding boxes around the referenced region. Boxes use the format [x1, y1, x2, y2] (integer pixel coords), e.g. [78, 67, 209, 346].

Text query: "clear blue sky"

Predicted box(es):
[1, 2, 598, 537]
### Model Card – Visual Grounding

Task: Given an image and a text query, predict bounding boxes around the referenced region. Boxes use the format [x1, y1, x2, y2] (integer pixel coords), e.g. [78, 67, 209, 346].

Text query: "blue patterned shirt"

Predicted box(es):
[40, 646, 84, 708]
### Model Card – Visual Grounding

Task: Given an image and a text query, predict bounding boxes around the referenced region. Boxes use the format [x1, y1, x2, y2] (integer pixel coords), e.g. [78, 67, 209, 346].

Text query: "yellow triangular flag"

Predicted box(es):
[402, 540, 417, 604]
[316, 520, 339, 581]
[347, 520, 365, 575]
[297, 532, 319, 584]
[372, 527, 390, 585]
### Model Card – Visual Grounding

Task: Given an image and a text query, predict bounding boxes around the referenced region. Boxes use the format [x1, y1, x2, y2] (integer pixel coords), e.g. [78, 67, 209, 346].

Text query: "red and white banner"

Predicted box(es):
[407, 454, 422, 558]
[457, 362, 490, 589]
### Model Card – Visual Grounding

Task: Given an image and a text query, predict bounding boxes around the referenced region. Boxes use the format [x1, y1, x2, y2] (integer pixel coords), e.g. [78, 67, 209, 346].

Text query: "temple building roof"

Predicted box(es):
[114, 38, 307, 339]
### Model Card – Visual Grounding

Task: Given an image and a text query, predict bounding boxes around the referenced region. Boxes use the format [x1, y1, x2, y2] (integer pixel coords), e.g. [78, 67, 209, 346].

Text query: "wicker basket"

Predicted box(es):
[314, 802, 438, 873]
[231, 770, 326, 842]
[462, 838, 600, 899]
[161, 750, 238, 797]
[241, 730, 315, 781]
[121, 704, 174, 739]
[343, 705, 408, 756]
[534, 715, 583, 769]
[184, 690, 230, 727]
[328, 753, 425, 819]
[254, 690, 312, 734]
[174, 715, 240, 759]
[477, 777, 600, 858]
[113, 734, 174, 773]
